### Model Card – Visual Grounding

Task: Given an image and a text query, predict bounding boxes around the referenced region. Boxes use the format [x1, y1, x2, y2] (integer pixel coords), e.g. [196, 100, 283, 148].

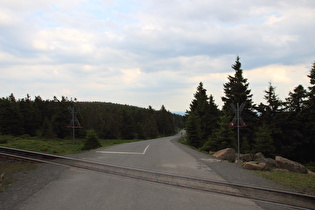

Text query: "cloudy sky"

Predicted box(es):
[1, 0, 314, 112]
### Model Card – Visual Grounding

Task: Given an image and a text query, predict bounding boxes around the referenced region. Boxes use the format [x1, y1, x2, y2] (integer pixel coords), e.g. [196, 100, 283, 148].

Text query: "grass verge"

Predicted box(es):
[256, 170, 315, 195]
[0, 135, 143, 155]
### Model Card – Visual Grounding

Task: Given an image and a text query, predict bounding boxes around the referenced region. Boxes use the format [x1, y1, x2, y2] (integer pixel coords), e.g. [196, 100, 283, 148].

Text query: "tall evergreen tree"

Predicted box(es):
[301, 62, 315, 161]
[221, 56, 256, 153]
[186, 82, 219, 147]
[286, 85, 307, 113]
[257, 83, 284, 155]
[222, 56, 254, 113]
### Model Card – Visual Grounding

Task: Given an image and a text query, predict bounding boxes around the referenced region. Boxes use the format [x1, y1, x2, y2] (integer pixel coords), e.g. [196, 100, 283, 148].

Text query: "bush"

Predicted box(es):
[82, 129, 102, 150]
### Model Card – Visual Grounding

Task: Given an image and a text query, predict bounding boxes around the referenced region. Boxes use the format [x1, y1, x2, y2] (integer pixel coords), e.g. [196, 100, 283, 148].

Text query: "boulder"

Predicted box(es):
[254, 152, 265, 160]
[261, 158, 277, 169]
[240, 154, 254, 162]
[275, 156, 307, 174]
[213, 148, 236, 162]
[243, 161, 266, 171]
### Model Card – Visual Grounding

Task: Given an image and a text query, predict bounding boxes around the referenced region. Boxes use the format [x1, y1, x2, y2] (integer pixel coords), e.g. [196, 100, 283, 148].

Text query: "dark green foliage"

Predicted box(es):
[82, 129, 102, 150]
[187, 59, 315, 163]
[185, 82, 221, 148]
[0, 94, 182, 141]
[222, 56, 254, 113]
[205, 114, 236, 151]
[185, 113, 202, 148]
[253, 124, 275, 157]
[220, 56, 257, 153]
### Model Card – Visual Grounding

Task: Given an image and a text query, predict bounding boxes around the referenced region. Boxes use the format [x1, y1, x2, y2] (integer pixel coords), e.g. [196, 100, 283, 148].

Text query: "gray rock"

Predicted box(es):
[239, 154, 254, 162]
[275, 156, 307, 174]
[254, 152, 265, 160]
[260, 158, 277, 169]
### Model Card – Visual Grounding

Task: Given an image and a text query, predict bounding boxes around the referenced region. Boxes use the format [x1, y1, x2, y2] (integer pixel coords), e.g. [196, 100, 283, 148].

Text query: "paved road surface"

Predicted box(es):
[17, 133, 263, 210]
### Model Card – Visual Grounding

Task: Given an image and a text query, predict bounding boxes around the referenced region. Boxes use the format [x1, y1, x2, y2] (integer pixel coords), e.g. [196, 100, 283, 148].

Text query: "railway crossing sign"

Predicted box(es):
[67, 107, 82, 129]
[68, 106, 82, 151]
[230, 102, 246, 162]
[230, 103, 246, 127]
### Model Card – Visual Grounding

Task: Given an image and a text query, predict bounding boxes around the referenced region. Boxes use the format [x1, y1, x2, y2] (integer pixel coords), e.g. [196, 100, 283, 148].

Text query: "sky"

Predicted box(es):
[1, 0, 315, 112]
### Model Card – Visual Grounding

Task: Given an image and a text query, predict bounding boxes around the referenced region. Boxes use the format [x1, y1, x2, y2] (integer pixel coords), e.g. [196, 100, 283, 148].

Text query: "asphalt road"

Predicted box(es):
[17, 133, 264, 210]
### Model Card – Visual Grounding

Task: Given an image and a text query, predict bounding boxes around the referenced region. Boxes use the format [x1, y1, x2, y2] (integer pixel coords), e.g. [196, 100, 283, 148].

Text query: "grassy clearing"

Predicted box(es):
[256, 170, 315, 195]
[0, 135, 143, 155]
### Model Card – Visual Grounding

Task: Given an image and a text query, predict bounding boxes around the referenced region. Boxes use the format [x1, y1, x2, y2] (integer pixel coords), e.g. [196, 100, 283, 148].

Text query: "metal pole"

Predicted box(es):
[72, 107, 75, 151]
[237, 103, 240, 162]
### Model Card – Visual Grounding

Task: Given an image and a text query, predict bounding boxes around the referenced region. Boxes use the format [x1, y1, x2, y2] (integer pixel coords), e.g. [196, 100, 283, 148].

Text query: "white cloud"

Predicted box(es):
[0, 0, 314, 111]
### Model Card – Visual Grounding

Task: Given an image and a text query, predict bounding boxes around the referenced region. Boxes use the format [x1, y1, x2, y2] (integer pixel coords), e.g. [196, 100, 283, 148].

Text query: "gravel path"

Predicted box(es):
[0, 138, 297, 210]
[0, 163, 66, 210]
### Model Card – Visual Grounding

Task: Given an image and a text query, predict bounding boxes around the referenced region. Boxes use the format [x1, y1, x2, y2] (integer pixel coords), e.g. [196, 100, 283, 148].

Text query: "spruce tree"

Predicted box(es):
[253, 124, 275, 157]
[258, 83, 284, 156]
[185, 113, 202, 148]
[301, 62, 315, 162]
[286, 85, 307, 113]
[221, 56, 256, 153]
[204, 114, 236, 151]
[186, 82, 219, 147]
[222, 56, 254, 113]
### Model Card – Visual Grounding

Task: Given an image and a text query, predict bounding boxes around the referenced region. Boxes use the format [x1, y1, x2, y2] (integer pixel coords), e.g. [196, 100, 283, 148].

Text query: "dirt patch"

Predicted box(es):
[0, 159, 66, 210]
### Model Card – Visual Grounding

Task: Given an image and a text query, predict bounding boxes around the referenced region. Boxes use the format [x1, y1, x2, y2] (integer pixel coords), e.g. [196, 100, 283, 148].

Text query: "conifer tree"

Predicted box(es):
[221, 56, 256, 153]
[186, 82, 219, 147]
[185, 113, 202, 148]
[301, 61, 315, 161]
[253, 124, 275, 157]
[204, 114, 236, 151]
[222, 56, 254, 113]
[257, 83, 284, 155]
[286, 85, 307, 113]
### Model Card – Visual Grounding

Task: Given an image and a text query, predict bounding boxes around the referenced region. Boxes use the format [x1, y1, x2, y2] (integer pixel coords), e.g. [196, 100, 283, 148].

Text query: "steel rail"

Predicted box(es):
[0, 146, 314, 209]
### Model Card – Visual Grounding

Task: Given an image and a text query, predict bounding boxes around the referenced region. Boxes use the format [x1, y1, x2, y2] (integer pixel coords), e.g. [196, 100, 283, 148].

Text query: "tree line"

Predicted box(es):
[186, 57, 315, 163]
[0, 95, 183, 140]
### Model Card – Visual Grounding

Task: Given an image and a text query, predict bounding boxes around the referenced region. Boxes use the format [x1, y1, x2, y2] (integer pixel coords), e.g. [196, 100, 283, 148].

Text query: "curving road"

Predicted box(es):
[18, 133, 263, 210]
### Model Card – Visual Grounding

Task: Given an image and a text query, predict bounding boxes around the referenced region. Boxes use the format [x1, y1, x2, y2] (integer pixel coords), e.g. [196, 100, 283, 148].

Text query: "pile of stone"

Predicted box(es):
[212, 148, 311, 174]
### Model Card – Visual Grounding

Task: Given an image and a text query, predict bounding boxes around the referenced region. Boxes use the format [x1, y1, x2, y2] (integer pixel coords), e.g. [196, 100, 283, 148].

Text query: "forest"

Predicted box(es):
[0, 95, 183, 140]
[185, 57, 315, 163]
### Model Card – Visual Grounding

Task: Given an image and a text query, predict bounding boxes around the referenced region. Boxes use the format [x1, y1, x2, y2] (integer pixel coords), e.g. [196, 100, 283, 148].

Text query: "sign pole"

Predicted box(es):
[237, 103, 240, 162]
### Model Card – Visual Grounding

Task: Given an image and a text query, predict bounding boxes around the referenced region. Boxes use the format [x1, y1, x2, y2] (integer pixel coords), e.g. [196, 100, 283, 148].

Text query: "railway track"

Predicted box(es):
[0, 146, 314, 209]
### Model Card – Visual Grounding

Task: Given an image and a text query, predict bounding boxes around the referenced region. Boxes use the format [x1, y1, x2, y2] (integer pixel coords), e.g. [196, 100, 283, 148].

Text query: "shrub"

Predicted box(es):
[82, 129, 102, 150]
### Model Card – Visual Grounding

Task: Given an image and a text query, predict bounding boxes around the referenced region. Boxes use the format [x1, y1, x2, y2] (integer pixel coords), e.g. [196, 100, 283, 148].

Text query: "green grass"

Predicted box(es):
[256, 170, 315, 195]
[0, 135, 144, 155]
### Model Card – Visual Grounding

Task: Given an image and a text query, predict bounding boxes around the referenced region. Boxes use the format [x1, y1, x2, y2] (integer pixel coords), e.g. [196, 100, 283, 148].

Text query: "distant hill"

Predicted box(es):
[0, 94, 184, 140]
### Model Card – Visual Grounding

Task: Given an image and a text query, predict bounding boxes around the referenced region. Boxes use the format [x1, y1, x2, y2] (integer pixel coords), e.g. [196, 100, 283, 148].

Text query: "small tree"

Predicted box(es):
[82, 129, 102, 150]
[204, 114, 236, 151]
[253, 124, 275, 157]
